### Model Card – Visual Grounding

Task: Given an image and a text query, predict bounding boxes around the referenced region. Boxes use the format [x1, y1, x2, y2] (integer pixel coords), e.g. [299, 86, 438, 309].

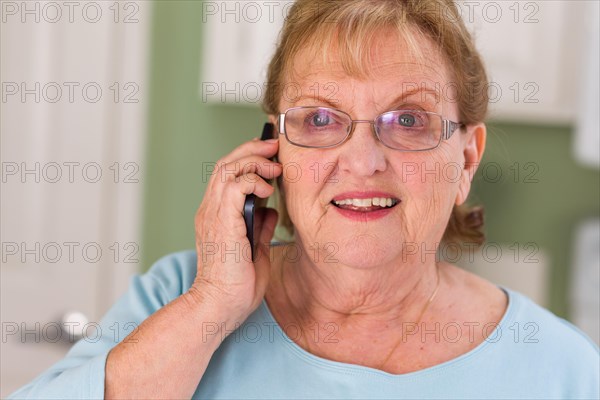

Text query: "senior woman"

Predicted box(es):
[10, 0, 599, 399]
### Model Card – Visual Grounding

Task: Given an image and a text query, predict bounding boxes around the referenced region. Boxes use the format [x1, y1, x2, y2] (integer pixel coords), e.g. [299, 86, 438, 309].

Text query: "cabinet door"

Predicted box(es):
[460, 0, 585, 124]
[199, 0, 586, 126]
[0, 2, 150, 395]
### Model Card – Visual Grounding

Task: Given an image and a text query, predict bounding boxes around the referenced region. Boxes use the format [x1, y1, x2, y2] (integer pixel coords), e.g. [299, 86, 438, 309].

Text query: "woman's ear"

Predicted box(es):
[268, 115, 278, 134]
[455, 123, 486, 205]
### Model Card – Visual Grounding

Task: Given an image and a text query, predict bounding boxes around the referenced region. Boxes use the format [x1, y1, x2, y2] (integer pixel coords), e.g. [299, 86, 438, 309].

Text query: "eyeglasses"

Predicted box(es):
[278, 106, 465, 152]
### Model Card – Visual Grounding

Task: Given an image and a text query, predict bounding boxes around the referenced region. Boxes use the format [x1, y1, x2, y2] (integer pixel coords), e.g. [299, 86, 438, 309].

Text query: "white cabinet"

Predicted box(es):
[0, 2, 151, 395]
[200, 1, 287, 105]
[200, 1, 590, 125]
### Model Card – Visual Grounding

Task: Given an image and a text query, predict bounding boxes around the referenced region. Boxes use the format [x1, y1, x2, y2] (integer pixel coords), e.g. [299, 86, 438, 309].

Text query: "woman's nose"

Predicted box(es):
[337, 121, 387, 177]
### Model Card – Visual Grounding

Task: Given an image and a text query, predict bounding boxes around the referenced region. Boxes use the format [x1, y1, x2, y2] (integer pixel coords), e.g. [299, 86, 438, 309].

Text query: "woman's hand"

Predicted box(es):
[189, 137, 281, 326]
[106, 138, 280, 398]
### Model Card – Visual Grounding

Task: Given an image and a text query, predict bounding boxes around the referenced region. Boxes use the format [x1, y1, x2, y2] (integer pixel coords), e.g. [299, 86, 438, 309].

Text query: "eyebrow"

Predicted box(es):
[293, 87, 442, 111]
[385, 88, 442, 109]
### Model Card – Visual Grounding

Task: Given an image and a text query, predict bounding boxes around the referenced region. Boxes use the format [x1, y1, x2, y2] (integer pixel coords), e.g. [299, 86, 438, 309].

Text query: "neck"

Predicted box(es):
[272, 240, 441, 332]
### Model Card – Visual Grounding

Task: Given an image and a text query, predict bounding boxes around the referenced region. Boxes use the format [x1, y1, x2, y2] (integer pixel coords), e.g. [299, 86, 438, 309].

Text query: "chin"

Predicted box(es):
[317, 233, 400, 269]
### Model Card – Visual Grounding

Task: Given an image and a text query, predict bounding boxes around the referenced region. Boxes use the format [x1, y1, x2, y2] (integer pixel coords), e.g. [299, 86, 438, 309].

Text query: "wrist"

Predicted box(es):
[179, 287, 243, 344]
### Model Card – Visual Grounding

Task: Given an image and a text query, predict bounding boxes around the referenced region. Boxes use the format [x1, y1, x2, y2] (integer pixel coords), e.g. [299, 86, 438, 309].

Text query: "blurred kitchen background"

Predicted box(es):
[1, 0, 599, 396]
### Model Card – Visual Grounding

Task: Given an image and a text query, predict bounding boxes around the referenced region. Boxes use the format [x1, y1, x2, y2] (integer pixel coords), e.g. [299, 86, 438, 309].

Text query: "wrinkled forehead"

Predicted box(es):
[281, 27, 453, 106]
[279, 28, 453, 113]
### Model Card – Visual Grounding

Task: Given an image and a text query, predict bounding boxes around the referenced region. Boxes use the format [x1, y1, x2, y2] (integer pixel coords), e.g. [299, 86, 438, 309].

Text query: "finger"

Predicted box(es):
[252, 207, 279, 307]
[198, 174, 275, 252]
[256, 207, 278, 254]
[218, 175, 276, 232]
[210, 157, 282, 186]
[208, 151, 281, 199]
[218, 138, 279, 166]
[207, 159, 280, 198]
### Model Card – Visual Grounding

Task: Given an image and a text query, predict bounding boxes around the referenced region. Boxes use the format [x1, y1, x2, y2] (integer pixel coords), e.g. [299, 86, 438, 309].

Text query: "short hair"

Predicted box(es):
[262, 0, 487, 247]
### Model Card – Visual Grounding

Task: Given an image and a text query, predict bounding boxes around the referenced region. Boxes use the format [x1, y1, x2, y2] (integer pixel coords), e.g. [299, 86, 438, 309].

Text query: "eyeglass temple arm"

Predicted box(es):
[443, 120, 466, 140]
[278, 114, 286, 135]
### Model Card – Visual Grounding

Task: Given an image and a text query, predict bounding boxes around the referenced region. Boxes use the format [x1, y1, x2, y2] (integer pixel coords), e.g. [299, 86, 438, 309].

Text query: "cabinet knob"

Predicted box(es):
[60, 311, 90, 342]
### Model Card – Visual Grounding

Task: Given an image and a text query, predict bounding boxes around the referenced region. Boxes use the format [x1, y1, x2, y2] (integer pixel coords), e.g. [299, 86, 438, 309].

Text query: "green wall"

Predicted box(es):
[141, 1, 600, 319]
[141, 1, 266, 269]
[471, 124, 599, 317]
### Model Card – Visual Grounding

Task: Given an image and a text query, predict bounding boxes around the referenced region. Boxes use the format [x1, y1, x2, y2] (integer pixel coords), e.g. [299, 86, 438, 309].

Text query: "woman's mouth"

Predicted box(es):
[330, 197, 399, 212]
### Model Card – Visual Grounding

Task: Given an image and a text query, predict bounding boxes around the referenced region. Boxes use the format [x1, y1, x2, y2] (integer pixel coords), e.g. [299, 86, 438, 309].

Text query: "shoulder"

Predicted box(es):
[498, 287, 599, 396]
[444, 264, 598, 357]
[142, 249, 198, 301]
[443, 264, 598, 392]
[506, 287, 599, 355]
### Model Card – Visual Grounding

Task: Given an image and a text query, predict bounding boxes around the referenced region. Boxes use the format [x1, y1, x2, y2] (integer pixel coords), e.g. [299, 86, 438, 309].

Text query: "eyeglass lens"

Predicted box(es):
[284, 107, 442, 150]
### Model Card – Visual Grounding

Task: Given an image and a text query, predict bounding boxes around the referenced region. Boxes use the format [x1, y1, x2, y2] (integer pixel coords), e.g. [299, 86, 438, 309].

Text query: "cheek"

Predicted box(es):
[393, 149, 461, 230]
[396, 148, 461, 200]
[279, 147, 332, 222]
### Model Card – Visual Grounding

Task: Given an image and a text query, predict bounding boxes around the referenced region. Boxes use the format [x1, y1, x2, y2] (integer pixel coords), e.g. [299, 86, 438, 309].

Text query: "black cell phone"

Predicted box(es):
[244, 122, 275, 262]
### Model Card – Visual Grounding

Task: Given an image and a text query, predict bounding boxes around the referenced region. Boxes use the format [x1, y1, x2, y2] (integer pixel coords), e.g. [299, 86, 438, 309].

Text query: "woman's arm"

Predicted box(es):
[9, 138, 280, 399]
[7, 251, 229, 399]
[104, 288, 230, 398]
[104, 138, 280, 398]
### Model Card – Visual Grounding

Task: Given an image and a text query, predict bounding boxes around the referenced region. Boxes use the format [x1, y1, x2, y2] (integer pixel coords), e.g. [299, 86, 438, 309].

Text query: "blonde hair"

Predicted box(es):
[262, 0, 487, 247]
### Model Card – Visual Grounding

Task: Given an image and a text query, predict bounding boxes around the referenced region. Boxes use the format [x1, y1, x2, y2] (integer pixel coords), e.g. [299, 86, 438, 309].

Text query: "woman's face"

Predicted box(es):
[274, 30, 481, 268]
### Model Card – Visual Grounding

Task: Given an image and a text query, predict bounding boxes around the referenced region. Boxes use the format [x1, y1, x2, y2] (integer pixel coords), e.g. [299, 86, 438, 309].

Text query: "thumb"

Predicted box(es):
[256, 207, 278, 249]
[252, 207, 278, 305]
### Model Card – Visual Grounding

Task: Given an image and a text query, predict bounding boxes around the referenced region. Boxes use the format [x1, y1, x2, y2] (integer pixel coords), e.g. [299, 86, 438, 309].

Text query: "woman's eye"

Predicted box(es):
[397, 113, 417, 127]
[311, 113, 331, 127]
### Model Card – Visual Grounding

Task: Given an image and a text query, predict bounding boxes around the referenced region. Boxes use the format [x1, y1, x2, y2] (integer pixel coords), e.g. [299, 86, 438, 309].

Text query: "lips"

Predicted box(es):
[330, 191, 400, 213]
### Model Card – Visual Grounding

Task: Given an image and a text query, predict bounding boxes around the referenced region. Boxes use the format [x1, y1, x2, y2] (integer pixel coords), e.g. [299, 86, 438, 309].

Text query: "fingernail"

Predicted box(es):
[265, 138, 278, 143]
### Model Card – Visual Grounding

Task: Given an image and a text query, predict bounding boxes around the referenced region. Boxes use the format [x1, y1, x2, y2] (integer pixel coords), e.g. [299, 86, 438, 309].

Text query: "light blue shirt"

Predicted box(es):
[9, 250, 600, 399]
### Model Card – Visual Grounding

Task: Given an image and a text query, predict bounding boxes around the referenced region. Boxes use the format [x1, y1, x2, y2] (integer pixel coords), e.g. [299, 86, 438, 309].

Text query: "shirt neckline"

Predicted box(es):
[258, 286, 517, 379]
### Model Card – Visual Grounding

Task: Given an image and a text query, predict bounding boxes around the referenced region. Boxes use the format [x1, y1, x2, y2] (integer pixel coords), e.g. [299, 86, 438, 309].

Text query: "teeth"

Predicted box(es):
[333, 197, 397, 208]
[353, 198, 371, 207]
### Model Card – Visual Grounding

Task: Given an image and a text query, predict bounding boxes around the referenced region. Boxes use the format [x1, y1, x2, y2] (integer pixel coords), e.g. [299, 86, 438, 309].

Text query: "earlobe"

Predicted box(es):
[267, 114, 280, 138]
[455, 123, 486, 205]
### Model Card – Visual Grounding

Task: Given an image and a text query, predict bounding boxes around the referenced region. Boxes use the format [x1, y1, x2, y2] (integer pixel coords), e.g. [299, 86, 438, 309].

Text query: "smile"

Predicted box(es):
[329, 191, 401, 221]
[331, 197, 399, 211]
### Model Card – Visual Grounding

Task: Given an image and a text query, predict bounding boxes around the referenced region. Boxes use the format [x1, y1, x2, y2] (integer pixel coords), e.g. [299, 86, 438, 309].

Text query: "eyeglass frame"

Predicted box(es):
[277, 106, 466, 152]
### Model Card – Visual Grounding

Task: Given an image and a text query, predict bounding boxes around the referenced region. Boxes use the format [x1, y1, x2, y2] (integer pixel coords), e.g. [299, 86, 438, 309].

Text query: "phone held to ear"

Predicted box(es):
[244, 122, 275, 262]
